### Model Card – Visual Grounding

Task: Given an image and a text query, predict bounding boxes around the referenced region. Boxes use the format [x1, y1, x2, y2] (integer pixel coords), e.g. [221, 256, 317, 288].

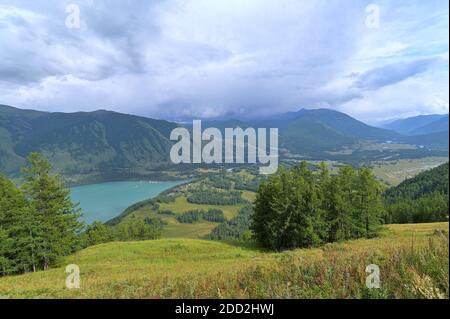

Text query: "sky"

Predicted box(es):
[0, 0, 448, 124]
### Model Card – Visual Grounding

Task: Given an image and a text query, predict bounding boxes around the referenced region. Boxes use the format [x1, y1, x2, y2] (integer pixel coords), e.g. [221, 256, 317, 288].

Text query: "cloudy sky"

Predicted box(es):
[0, 0, 448, 123]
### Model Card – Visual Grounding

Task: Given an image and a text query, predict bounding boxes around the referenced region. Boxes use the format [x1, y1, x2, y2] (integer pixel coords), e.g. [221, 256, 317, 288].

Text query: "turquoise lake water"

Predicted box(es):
[69, 180, 185, 224]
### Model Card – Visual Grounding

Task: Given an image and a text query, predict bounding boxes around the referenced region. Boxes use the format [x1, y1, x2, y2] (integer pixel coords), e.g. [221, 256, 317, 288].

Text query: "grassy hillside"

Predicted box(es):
[372, 157, 449, 186]
[0, 222, 447, 299]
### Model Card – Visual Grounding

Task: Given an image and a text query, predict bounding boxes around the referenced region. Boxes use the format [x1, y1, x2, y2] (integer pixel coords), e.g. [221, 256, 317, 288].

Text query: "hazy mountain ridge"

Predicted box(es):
[382, 114, 449, 135]
[409, 115, 449, 136]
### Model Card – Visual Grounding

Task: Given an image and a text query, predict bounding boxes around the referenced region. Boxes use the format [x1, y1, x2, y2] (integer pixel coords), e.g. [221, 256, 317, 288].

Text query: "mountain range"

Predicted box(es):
[0, 105, 177, 177]
[381, 114, 449, 136]
[0, 105, 448, 179]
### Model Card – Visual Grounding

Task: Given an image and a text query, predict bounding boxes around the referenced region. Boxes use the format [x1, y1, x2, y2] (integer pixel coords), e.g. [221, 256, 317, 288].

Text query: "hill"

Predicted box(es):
[0, 105, 178, 178]
[384, 162, 449, 223]
[384, 162, 449, 202]
[382, 114, 448, 135]
[0, 222, 447, 298]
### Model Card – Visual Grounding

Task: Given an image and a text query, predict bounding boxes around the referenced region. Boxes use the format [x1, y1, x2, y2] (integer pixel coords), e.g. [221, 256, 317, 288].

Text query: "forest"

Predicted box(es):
[252, 162, 384, 250]
[1, 152, 448, 275]
[384, 163, 449, 223]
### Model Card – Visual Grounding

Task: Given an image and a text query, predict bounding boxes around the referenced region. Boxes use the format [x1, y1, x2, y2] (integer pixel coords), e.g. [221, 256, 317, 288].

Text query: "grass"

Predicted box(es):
[372, 157, 449, 186]
[124, 193, 256, 238]
[159, 196, 244, 220]
[0, 222, 448, 299]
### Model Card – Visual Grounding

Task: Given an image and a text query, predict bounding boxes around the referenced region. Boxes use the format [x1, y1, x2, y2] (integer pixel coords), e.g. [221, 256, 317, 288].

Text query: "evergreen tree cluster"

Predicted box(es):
[176, 209, 226, 224]
[0, 153, 83, 275]
[80, 219, 162, 248]
[203, 209, 226, 222]
[209, 206, 253, 241]
[187, 190, 243, 205]
[251, 162, 384, 250]
[384, 162, 449, 223]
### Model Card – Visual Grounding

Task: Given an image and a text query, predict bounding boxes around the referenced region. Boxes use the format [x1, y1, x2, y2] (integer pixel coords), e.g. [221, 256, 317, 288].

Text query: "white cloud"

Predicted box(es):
[0, 0, 448, 122]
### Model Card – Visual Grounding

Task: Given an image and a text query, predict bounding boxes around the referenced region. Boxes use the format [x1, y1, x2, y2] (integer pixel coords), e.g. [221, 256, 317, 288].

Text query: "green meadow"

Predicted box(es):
[0, 222, 447, 299]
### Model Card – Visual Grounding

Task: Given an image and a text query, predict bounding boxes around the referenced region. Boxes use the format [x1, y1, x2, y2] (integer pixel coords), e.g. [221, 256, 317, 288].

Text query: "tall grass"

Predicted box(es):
[138, 232, 449, 299]
[0, 223, 448, 299]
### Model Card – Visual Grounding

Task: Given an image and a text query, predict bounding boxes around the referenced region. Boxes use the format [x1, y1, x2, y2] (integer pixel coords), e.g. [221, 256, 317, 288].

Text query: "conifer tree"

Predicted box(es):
[0, 175, 27, 274]
[20, 153, 83, 270]
[355, 167, 384, 237]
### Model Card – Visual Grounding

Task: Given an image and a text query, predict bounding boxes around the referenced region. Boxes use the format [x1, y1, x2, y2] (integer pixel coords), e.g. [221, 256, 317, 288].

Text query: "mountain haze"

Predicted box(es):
[409, 115, 449, 136]
[382, 114, 448, 135]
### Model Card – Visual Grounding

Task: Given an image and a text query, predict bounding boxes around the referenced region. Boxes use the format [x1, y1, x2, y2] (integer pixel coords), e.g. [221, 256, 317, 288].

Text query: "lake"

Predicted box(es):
[70, 180, 186, 224]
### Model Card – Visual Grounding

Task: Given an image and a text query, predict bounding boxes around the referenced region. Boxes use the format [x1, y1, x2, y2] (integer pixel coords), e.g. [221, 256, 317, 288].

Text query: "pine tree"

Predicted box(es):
[250, 162, 385, 250]
[355, 167, 384, 237]
[328, 166, 357, 241]
[315, 162, 332, 242]
[20, 153, 83, 270]
[0, 175, 27, 274]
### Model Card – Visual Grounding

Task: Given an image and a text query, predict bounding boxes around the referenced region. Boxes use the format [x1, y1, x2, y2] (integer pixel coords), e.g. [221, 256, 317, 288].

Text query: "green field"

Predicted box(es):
[372, 157, 449, 185]
[1, 222, 447, 299]
[116, 170, 258, 239]
[123, 194, 255, 238]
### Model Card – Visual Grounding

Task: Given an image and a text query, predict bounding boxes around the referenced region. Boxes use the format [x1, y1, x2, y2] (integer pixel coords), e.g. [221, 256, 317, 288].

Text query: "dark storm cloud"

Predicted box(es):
[0, 0, 448, 122]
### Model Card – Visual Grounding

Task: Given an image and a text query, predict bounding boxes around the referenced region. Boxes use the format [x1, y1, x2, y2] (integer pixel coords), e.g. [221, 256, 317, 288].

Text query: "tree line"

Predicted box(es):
[384, 162, 448, 223]
[187, 189, 244, 205]
[176, 208, 226, 224]
[251, 162, 384, 250]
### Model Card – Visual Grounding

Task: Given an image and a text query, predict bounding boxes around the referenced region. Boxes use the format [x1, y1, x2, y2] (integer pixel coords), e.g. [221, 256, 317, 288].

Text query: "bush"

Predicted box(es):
[82, 222, 115, 247]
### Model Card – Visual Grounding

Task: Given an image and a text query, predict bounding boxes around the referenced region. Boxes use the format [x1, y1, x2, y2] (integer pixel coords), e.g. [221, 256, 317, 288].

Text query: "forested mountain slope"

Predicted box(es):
[0, 105, 177, 176]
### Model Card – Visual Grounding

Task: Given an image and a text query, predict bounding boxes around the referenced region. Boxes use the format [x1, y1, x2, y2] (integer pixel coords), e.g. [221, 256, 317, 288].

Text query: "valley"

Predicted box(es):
[1, 105, 448, 299]
[1, 105, 448, 184]
[1, 0, 448, 303]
